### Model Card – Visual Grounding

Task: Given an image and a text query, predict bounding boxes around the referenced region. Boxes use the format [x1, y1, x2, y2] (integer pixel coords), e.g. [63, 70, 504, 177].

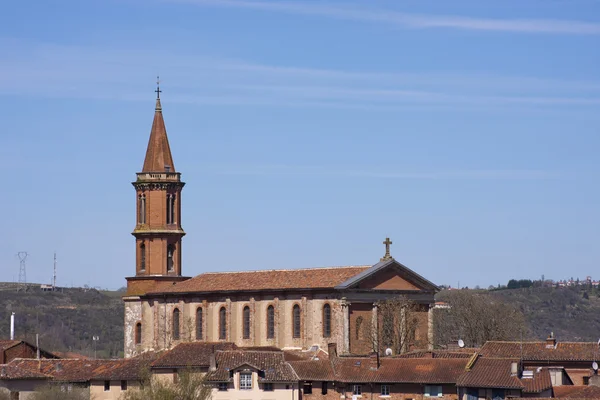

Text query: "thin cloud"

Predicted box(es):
[167, 0, 600, 35]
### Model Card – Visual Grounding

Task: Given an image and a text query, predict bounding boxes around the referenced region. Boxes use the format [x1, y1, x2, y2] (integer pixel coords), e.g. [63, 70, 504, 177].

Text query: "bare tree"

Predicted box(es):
[364, 296, 425, 355]
[29, 384, 91, 400]
[434, 290, 527, 348]
[121, 367, 211, 400]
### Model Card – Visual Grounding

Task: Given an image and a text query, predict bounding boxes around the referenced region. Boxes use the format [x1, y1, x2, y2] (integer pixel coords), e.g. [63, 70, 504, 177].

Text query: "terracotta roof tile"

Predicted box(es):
[91, 352, 158, 381]
[522, 368, 552, 393]
[284, 348, 329, 362]
[332, 357, 468, 383]
[553, 385, 600, 399]
[457, 357, 524, 389]
[289, 359, 335, 381]
[0, 364, 52, 380]
[0, 340, 20, 351]
[8, 359, 111, 382]
[395, 350, 475, 359]
[205, 350, 297, 382]
[150, 266, 370, 294]
[480, 341, 600, 362]
[152, 342, 237, 368]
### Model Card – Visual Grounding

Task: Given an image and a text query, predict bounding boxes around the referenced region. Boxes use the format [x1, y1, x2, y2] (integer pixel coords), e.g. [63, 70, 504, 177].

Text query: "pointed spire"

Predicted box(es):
[142, 78, 175, 173]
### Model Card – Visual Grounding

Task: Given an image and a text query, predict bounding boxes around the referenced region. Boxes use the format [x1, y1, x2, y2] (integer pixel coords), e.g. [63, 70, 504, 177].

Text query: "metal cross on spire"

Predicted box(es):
[155, 76, 162, 99]
[380, 237, 393, 261]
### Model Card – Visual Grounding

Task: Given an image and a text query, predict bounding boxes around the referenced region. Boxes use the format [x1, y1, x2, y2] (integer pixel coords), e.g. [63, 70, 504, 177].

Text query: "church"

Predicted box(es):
[123, 87, 440, 358]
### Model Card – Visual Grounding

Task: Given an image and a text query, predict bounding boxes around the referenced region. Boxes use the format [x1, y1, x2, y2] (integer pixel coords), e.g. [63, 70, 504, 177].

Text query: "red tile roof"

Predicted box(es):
[395, 350, 475, 359]
[480, 341, 600, 362]
[522, 368, 552, 393]
[0, 363, 52, 380]
[8, 359, 112, 382]
[151, 342, 237, 368]
[331, 356, 468, 384]
[0, 340, 20, 351]
[457, 357, 524, 389]
[288, 359, 336, 381]
[149, 266, 370, 294]
[205, 350, 298, 382]
[553, 385, 600, 399]
[91, 352, 158, 381]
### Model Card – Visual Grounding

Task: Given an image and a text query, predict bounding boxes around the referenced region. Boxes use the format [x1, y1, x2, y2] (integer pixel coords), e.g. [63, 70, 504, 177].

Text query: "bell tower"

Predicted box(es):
[126, 81, 188, 296]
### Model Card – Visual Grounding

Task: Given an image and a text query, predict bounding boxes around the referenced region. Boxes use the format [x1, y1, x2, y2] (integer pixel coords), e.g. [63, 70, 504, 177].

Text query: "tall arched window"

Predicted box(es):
[140, 243, 146, 272]
[323, 304, 331, 338]
[167, 245, 175, 271]
[135, 322, 142, 345]
[293, 304, 301, 339]
[243, 306, 251, 339]
[172, 308, 180, 340]
[196, 307, 203, 340]
[138, 194, 146, 224]
[267, 305, 275, 339]
[166, 194, 176, 224]
[219, 307, 227, 340]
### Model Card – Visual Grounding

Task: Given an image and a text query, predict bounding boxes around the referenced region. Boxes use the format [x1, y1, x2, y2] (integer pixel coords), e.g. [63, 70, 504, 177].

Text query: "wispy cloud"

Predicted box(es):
[200, 164, 559, 180]
[167, 0, 600, 35]
[0, 38, 599, 110]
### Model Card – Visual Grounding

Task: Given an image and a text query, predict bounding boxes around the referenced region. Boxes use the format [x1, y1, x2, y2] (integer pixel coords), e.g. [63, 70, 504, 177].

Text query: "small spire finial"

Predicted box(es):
[155, 76, 162, 99]
[380, 237, 393, 261]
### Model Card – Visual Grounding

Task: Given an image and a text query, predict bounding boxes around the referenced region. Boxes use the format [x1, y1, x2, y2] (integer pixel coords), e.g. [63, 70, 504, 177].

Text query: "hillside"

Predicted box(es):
[0, 283, 124, 358]
[437, 285, 600, 342]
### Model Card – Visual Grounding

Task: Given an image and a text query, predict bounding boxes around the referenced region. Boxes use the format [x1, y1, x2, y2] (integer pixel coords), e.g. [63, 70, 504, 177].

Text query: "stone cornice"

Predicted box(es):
[132, 181, 185, 191]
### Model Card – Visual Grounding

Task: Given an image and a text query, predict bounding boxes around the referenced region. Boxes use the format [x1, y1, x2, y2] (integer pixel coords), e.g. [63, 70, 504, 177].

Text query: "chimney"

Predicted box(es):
[209, 353, 216, 372]
[546, 332, 556, 348]
[10, 312, 15, 340]
[510, 362, 519, 376]
[369, 351, 380, 370]
[327, 343, 337, 358]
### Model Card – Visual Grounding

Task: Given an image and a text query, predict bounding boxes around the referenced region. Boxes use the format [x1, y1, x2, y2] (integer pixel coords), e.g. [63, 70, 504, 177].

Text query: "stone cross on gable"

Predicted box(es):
[380, 237, 393, 261]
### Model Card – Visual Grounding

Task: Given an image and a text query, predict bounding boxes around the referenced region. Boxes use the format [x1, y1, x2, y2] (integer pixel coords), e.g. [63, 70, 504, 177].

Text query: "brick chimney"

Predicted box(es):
[369, 351, 380, 370]
[546, 332, 556, 348]
[327, 343, 337, 358]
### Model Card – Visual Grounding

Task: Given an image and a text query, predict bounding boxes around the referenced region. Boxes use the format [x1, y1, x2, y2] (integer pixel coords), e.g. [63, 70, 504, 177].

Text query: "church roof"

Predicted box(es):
[141, 96, 176, 173]
[148, 265, 371, 294]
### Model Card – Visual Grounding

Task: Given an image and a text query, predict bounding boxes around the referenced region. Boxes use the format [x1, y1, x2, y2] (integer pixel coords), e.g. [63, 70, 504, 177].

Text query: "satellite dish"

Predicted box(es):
[458, 339, 465, 348]
[593, 362, 598, 371]
[385, 348, 393, 356]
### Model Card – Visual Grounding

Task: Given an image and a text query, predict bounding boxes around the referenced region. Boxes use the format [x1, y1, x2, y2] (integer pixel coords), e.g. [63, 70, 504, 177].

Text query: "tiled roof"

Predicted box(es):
[91, 352, 158, 380]
[289, 359, 336, 381]
[149, 266, 370, 294]
[332, 357, 468, 383]
[0, 364, 52, 380]
[152, 342, 237, 368]
[8, 359, 112, 382]
[522, 368, 552, 393]
[457, 357, 524, 389]
[205, 350, 297, 383]
[142, 97, 175, 173]
[0, 340, 20, 351]
[480, 341, 600, 362]
[553, 385, 600, 399]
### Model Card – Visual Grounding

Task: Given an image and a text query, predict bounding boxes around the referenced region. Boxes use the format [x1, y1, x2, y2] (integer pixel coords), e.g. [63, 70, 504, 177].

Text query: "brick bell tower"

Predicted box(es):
[126, 81, 189, 296]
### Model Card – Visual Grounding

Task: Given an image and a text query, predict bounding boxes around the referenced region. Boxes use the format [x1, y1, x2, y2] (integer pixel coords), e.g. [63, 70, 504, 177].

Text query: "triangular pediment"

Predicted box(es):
[334, 259, 438, 292]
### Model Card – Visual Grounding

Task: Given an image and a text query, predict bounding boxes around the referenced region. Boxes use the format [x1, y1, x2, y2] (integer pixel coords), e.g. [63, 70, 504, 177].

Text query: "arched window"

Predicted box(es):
[323, 304, 331, 338]
[138, 194, 146, 224]
[135, 322, 142, 345]
[166, 194, 176, 224]
[167, 245, 175, 271]
[196, 307, 203, 340]
[172, 308, 180, 340]
[267, 305, 275, 339]
[292, 304, 301, 339]
[243, 306, 251, 339]
[219, 307, 227, 340]
[140, 243, 146, 272]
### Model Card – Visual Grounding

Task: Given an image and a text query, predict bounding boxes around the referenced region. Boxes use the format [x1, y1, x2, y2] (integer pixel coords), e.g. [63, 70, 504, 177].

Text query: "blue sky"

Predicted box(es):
[1, 0, 599, 289]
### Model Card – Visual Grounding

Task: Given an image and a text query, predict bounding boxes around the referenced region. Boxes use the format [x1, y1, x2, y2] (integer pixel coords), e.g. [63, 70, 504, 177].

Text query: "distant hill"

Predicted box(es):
[0, 283, 124, 358]
[1, 283, 598, 359]
[437, 285, 600, 342]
